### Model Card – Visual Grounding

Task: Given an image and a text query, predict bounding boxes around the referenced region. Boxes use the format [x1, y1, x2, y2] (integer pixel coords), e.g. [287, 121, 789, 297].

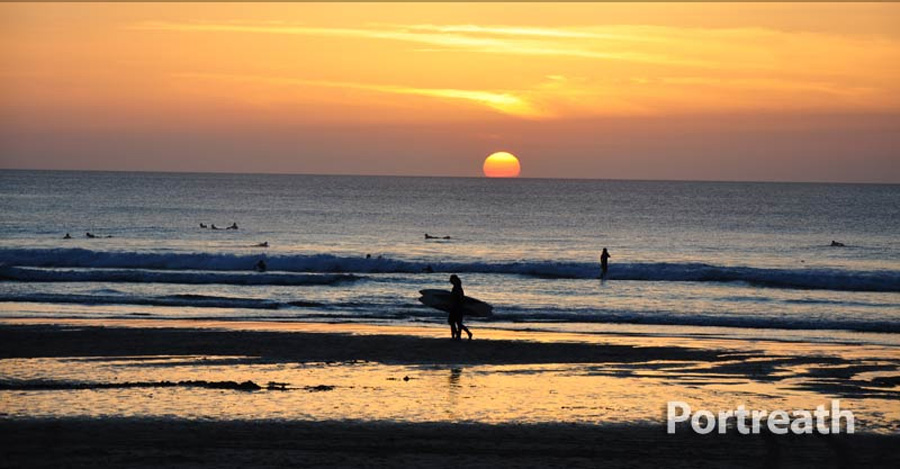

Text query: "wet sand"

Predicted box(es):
[1, 321, 899, 467]
[0, 322, 725, 365]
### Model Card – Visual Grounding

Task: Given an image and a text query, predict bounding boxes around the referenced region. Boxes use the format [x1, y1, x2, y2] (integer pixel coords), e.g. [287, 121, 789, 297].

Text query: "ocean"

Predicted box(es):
[1, 170, 898, 345]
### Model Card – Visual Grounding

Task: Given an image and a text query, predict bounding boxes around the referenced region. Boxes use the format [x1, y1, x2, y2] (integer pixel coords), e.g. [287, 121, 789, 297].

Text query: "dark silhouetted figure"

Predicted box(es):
[600, 248, 611, 278]
[85, 232, 96, 239]
[63, 233, 72, 239]
[227, 222, 239, 230]
[449, 274, 472, 340]
[425, 233, 452, 240]
[199, 223, 207, 228]
[424, 265, 434, 273]
[255, 259, 267, 272]
[831, 240, 845, 247]
[366, 253, 372, 259]
[256, 241, 269, 247]
[211, 224, 221, 230]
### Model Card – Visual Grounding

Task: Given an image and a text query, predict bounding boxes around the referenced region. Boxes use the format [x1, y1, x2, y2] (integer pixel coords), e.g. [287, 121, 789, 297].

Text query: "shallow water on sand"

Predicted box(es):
[1, 322, 897, 432]
[2, 355, 896, 432]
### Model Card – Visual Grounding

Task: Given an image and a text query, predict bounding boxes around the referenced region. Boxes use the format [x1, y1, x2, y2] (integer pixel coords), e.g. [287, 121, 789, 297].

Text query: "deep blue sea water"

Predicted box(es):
[1, 170, 898, 344]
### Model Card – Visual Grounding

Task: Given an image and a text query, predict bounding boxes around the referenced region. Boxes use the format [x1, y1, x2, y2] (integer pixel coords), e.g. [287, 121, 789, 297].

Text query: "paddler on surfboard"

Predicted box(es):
[449, 274, 473, 341]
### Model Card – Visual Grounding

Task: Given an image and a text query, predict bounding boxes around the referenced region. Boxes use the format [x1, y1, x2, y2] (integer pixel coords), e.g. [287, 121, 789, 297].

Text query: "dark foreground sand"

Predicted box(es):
[1, 418, 898, 469]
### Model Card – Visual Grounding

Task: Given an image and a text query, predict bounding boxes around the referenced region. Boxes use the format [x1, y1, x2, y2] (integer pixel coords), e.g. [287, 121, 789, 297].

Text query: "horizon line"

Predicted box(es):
[0, 167, 897, 186]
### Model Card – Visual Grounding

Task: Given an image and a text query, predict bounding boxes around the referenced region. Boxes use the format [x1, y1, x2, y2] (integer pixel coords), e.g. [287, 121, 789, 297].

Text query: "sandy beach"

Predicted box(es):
[1, 320, 898, 467]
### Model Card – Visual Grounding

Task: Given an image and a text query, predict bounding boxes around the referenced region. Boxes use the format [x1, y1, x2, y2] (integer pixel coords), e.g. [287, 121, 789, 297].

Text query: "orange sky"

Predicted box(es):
[1, 2, 898, 182]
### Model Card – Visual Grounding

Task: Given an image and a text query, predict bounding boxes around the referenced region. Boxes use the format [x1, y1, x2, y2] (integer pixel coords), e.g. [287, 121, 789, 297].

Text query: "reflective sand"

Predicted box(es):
[1, 319, 897, 433]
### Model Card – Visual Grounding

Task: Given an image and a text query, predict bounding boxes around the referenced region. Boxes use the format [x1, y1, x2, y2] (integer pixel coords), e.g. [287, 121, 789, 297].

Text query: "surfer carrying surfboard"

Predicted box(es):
[449, 275, 473, 340]
[418, 280, 490, 340]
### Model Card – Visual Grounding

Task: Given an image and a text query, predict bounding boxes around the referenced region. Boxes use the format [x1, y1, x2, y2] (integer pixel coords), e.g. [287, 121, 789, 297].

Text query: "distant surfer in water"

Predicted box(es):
[449, 274, 472, 340]
[63, 233, 72, 239]
[255, 259, 267, 272]
[831, 240, 846, 247]
[600, 248, 611, 278]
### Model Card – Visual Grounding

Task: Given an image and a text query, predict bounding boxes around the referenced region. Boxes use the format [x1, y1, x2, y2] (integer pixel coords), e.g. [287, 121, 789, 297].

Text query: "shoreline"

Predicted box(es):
[4, 315, 897, 351]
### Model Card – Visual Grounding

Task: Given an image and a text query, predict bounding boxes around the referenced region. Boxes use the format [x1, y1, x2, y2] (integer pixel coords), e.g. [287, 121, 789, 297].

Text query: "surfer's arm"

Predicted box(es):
[450, 287, 464, 308]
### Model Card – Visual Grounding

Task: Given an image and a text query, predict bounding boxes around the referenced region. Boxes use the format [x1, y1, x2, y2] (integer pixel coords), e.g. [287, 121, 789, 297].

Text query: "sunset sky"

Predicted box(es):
[1, 2, 898, 182]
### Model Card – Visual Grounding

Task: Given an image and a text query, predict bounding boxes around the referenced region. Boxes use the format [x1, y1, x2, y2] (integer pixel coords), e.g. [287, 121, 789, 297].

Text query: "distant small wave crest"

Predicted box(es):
[1, 248, 898, 292]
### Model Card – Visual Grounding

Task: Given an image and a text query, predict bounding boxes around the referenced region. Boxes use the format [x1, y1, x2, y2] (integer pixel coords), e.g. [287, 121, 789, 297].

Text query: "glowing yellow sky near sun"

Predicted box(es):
[3, 2, 899, 125]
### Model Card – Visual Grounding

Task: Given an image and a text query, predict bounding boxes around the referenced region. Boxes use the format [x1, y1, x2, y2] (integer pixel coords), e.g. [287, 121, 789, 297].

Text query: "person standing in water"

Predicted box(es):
[449, 274, 472, 340]
[600, 248, 611, 278]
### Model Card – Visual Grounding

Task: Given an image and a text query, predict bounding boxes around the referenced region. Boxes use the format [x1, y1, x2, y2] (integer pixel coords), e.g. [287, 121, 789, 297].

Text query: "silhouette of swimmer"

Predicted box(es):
[199, 223, 207, 229]
[831, 240, 846, 247]
[85, 232, 96, 239]
[63, 233, 72, 239]
[449, 274, 473, 340]
[366, 253, 372, 259]
[425, 233, 452, 240]
[255, 241, 269, 247]
[227, 222, 239, 230]
[210, 224, 221, 230]
[600, 248, 611, 278]
[255, 259, 267, 272]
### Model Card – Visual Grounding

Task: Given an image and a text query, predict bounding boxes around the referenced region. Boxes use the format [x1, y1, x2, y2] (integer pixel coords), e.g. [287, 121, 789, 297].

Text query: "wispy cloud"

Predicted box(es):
[131, 20, 900, 77]
[130, 21, 705, 67]
[174, 72, 543, 118]
[387, 23, 640, 40]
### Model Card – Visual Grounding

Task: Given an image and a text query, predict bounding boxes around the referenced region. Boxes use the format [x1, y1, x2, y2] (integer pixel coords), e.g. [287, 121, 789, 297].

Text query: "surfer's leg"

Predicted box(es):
[448, 316, 458, 339]
[457, 321, 472, 340]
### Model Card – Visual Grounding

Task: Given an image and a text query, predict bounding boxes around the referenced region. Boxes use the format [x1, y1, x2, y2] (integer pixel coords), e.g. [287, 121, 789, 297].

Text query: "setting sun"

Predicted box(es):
[483, 152, 521, 178]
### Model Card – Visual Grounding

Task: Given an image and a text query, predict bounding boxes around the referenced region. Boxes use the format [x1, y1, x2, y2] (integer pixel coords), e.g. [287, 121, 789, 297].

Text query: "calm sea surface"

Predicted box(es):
[1, 170, 898, 344]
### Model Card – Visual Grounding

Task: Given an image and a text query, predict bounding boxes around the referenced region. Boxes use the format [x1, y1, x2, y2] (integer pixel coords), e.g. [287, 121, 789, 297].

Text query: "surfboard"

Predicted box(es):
[418, 289, 493, 318]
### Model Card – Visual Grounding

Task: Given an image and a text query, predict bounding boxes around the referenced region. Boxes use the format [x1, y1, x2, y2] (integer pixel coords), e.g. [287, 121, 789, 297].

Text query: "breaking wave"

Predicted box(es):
[1, 248, 898, 292]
